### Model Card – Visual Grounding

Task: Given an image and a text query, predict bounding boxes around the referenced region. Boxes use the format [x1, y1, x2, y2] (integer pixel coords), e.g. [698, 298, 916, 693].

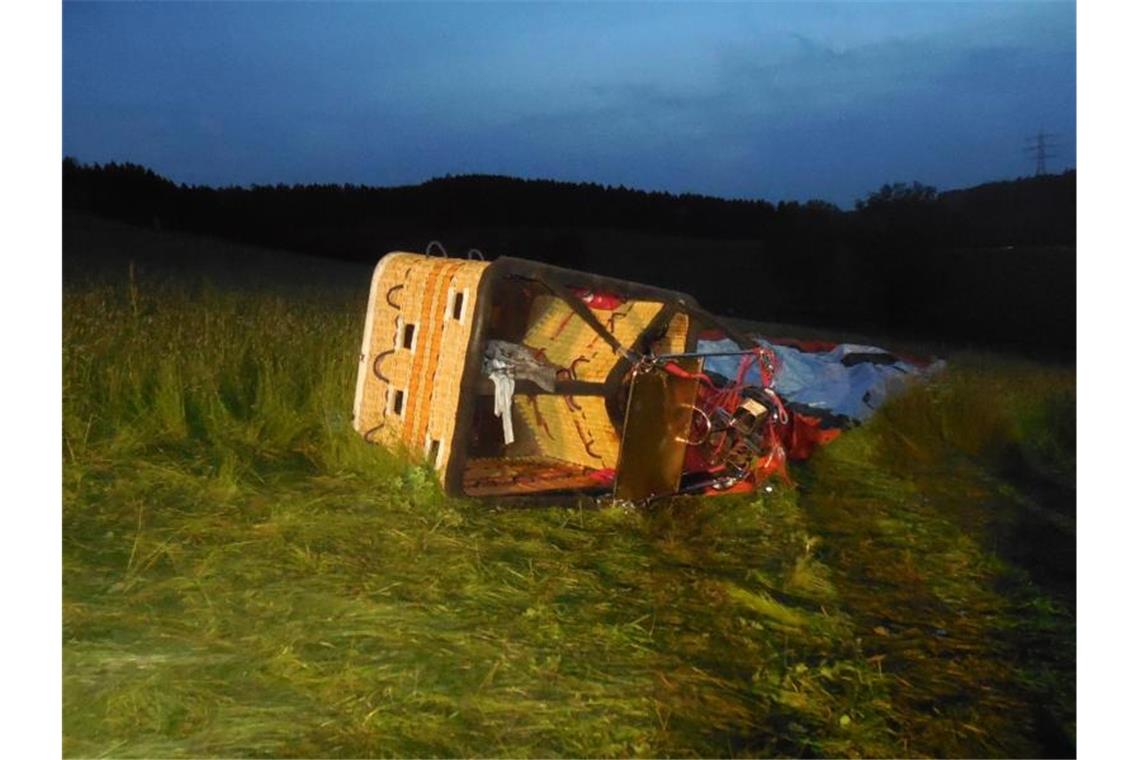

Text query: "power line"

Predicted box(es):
[1023, 130, 1061, 176]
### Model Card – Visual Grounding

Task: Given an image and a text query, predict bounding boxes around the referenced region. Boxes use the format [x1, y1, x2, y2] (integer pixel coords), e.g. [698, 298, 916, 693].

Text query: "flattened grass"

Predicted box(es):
[64, 270, 1074, 757]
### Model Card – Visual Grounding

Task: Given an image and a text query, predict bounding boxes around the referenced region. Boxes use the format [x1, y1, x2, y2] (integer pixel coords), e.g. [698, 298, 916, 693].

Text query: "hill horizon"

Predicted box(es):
[64, 155, 1075, 211]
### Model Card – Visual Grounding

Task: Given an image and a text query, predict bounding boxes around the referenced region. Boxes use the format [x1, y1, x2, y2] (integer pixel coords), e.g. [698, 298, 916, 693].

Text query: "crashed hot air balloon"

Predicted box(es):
[352, 246, 934, 503]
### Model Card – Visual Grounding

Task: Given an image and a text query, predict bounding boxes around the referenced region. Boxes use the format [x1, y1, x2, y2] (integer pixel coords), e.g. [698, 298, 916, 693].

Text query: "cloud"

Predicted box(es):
[64, 1, 1074, 202]
[466, 4, 1075, 203]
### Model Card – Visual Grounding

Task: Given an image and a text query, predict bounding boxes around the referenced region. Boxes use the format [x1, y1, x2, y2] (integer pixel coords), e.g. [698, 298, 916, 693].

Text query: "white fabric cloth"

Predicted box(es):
[488, 368, 516, 445]
[483, 340, 560, 446]
[483, 339, 557, 391]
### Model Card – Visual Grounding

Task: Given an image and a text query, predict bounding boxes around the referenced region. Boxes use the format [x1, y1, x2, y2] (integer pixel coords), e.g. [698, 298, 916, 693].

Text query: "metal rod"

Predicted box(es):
[641, 475, 742, 506]
[652, 349, 761, 362]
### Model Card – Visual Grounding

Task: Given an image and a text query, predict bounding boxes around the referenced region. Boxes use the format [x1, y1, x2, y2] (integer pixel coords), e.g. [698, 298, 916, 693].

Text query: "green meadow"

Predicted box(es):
[63, 222, 1075, 758]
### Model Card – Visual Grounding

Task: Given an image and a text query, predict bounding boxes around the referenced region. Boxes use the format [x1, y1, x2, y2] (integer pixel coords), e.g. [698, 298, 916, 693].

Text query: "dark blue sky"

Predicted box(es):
[63, 1, 1075, 206]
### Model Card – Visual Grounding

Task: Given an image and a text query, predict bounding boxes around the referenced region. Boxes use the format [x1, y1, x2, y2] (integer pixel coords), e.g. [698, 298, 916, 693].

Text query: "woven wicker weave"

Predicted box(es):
[653, 312, 690, 356]
[507, 299, 689, 471]
[352, 253, 490, 475]
[513, 393, 621, 470]
[523, 295, 663, 381]
[355, 252, 706, 497]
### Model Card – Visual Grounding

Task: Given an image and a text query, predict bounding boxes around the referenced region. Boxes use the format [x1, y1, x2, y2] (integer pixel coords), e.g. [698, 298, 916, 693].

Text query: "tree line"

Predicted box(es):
[62, 158, 1075, 355]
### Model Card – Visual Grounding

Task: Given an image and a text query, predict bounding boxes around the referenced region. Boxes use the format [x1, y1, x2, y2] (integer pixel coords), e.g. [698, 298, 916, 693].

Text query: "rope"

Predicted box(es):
[674, 345, 788, 480]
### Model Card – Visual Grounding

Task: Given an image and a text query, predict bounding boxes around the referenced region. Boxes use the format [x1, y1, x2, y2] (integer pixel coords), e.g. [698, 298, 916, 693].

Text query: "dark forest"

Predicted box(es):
[63, 159, 1075, 356]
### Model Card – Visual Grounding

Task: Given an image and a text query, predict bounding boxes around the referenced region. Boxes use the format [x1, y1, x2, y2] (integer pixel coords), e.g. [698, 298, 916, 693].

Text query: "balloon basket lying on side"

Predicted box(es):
[353, 247, 929, 504]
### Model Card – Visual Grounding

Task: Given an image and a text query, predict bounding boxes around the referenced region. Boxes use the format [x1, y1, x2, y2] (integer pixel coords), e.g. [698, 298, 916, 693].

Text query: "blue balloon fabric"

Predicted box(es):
[696, 338, 941, 424]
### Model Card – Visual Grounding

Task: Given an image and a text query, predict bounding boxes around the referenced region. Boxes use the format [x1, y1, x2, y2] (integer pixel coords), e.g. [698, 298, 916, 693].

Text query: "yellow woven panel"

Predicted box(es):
[514, 394, 621, 470]
[652, 312, 689, 355]
[353, 253, 490, 476]
[462, 457, 602, 496]
[523, 296, 663, 381]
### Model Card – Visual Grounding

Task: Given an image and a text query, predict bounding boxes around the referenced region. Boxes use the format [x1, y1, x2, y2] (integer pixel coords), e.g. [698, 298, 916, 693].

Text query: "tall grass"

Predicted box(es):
[63, 270, 1074, 758]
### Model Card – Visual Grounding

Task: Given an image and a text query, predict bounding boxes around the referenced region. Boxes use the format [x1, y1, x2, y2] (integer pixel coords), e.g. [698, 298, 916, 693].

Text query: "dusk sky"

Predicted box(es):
[63, 1, 1075, 207]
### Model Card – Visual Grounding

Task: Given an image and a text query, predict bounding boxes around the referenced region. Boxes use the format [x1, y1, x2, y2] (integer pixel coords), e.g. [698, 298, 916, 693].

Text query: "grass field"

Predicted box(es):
[63, 220, 1075, 758]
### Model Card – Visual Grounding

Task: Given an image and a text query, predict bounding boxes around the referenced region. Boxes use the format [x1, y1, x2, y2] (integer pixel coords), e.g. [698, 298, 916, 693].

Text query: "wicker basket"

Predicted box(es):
[354, 252, 745, 499]
[352, 252, 491, 476]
